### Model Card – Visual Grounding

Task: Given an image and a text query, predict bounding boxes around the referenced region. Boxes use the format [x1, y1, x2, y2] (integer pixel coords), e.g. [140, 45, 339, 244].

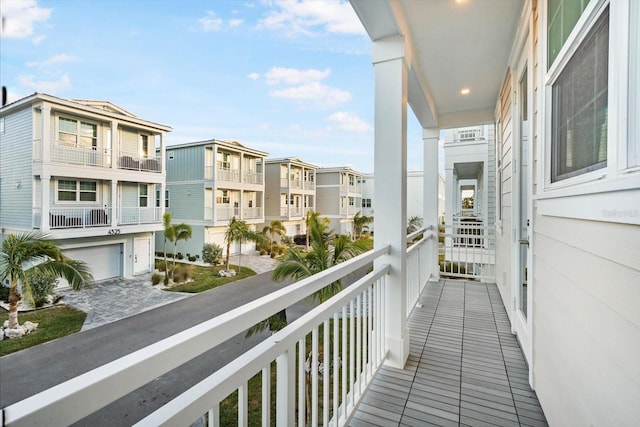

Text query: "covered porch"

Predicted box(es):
[352, 279, 546, 426]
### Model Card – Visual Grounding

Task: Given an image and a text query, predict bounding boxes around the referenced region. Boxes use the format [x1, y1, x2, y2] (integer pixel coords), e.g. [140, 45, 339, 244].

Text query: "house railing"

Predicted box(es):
[289, 207, 303, 217]
[303, 180, 315, 190]
[217, 206, 239, 221]
[218, 168, 241, 183]
[440, 223, 495, 281]
[406, 226, 432, 314]
[47, 207, 112, 229]
[243, 207, 262, 220]
[1, 246, 392, 427]
[118, 150, 161, 173]
[243, 172, 262, 184]
[50, 143, 111, 168]
[118, 207, 162, 225]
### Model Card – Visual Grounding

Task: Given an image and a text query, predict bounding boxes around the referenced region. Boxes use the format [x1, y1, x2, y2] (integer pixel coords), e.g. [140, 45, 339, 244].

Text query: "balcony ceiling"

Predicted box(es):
[351, 0, 524, 129]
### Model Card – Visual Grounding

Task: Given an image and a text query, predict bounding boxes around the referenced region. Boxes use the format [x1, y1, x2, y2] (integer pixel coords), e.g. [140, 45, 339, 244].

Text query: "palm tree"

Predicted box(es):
[352, 211, 373, 240]
[407, 216, 424, 234]
[162, 213, 175, 283]
[171, 223, 192, 275]
[262, 219, 286, 255]
[304, 210, 329, 251]
[224, 217, 261, 272]
[0, 232, 93, 329]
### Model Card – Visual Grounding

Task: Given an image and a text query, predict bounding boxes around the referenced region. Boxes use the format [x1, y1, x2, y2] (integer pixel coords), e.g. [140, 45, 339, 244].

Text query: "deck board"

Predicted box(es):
[351, 279, 548, 427]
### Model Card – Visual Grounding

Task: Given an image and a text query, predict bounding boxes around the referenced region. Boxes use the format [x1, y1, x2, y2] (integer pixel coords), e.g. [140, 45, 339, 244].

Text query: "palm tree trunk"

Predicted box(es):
[8, 279, 20, 329]
[225, 241, 231, 271]
[163, 238, 169, 282]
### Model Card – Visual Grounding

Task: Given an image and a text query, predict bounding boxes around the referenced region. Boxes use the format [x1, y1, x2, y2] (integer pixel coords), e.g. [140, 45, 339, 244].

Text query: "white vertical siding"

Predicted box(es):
[0, 107, 35, 231]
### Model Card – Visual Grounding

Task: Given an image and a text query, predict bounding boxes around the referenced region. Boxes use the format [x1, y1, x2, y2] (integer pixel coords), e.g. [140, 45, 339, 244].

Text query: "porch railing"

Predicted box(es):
[118, 151, 161, 173]
[51, 143, 111, 167]
[118, 207, 162, 225]
[47, 207, 112, 229]
[243, 207, 263, 220]
[406, 226, 432, 314]
[217, 206, 239, 221]
[217, 168, 241, 182]
[1, 246, 392, 427]
[243, 172, 263, 184]
[440, 223, 495, 281]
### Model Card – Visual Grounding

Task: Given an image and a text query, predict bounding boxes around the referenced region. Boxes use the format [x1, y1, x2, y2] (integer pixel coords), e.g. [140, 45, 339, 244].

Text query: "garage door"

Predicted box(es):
[64, 244, 122, 283]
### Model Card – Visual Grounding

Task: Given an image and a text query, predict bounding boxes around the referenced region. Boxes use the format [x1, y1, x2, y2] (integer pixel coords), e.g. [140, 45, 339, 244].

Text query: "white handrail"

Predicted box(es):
[136, 264, 391, 426]
[2, 245, 390, 426]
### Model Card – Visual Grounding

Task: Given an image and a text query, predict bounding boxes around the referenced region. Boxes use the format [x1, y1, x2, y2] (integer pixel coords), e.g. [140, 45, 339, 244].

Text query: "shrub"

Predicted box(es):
[202, 243, 223, 265]
[259, 249, 266, 256]
[30, 276, 57, 307]
[151, 273, 162, 285]
[188, 255, 197, 262]
[172, 264, 194, 283]
[176, 253, 184, 260]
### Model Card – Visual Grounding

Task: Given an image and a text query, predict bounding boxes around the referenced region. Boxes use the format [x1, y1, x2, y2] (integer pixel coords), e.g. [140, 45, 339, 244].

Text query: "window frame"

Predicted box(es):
[57, 116, 98, 150]
[56, 179, 98, 203]
[139, 184, 149, 208]
[538, 0, 640, 225]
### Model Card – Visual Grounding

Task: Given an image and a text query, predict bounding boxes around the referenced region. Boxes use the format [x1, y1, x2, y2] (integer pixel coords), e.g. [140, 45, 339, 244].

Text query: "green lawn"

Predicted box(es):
[165, 265, 257, 293]
[0, 306, 87, 357]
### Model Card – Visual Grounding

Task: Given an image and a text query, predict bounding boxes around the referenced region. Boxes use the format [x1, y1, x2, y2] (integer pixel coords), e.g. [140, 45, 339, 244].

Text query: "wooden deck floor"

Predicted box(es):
[351, 279, 548, 427]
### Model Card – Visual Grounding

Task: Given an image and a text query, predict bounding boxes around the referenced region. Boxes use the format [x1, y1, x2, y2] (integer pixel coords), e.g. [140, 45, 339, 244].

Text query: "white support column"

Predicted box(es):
[41, 104, 51, 163]
[111, 179, 118, 228]
[373, 35, 410, 369]
[423, 128, 440, 281]
[41, 175, 51, 232]
[111, 120, 119, 170]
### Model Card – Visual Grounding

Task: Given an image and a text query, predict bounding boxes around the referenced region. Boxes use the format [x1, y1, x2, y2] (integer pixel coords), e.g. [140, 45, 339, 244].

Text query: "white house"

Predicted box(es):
[360, 171, 445, 231]
[0, 93, 171, 283]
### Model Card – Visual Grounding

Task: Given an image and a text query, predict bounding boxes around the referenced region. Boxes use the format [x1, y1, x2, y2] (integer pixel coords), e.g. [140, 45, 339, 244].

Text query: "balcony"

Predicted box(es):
[243, 171, 263, 185]
[118, 151, 162, 173]
[40, 207, 112, 229]
[217, 205, 240, 221]
[33, 139, 113, 168]
[118, 207, 162, 225]
[0, 227, 544, 426]
[218, 168, 241, 183]
[243, 206, 263, 220]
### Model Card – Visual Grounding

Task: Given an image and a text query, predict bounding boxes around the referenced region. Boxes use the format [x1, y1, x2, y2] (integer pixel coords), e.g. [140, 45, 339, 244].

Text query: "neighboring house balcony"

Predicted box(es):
[217, 167, 242, 183]
[279, 205, 315, 219]
[339, 183, 361, 194]
[33, 141, 163, 173]
[280, 177, 315, 191]
[34, 206, 162, 232]
[204, 166, 263, 185]
[205, 206, 263, 223]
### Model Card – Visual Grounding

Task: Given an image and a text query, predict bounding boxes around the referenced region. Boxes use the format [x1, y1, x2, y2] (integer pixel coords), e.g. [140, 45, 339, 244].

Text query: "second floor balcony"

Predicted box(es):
[34, 206, 162, 230]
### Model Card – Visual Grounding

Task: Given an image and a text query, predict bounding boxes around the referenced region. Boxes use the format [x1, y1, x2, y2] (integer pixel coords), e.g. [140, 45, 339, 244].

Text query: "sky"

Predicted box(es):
[1, 0, 439, 174]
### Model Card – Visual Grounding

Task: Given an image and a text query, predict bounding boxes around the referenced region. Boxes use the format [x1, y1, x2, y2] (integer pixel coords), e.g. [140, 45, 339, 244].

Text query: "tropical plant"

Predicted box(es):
[162, 213, 175, 284]
[0, 232, 93, 329]
[352, 211, 373, 239]
[304, 210, 329, 251]
[407, 216, 424, 234]
[256, 215, 370, 335]
[202, 243, 223, 265]
[171, 223, 192, 275]
[262, 220, 286, 255]
[224, 217, 262, 272]
[29, 275, 58, 307]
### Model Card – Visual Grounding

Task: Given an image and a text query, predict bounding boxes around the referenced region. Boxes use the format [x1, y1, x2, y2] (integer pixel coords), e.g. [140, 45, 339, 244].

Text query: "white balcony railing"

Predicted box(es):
[243, 207, 262, 219]
[47, 207, 112, 229]
[217, 205, 239, 221]
[289, 207, 303, 217]
[406, 226, 432, 314]
[217, 168, 241, 183]
[440, 222, 495, 281]
[118, 151, 162, 173]
[1, 245, 411, 426]
[49, 143, 111, 168]
[243, 172, 262, 184]
[118, 207, 162, 225]
[303, 180, 315, 190]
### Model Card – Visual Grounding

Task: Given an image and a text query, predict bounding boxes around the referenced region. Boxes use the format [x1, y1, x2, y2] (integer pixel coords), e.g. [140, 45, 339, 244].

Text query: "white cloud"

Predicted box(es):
[247, 72, 261, 80]
[32, 34, 45, 44]
[198, 11, 223, 32]
[269, 81, 351, 108]
[18, 73, 71, 92]
[327, 111, 371, 133]
[1, 0, 52, 39]
[264, 67, 330, 85]
[258, 0, 365, 37]
[26, 53, 77, 68]
[228, 18, 244, 28]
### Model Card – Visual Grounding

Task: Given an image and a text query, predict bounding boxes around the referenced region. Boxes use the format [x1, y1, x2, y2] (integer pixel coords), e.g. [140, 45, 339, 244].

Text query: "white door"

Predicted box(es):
[513, 41, 533, 369]
[134, 237, 152, 275]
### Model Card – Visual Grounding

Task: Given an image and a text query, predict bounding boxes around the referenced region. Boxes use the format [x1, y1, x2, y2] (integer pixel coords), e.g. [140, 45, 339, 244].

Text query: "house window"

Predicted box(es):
[139, 185, 148, 207]
[550, 6, 608, 182]
[217, 152, 231, 169]
[58, 117, 97, 149]
[547, 0, 592, 68]
[216, 190, 230, 204]
[362, 198, 372, 208]
[165, 190, 170, 208]
[349, 197, 355, 206]
[57, 179, 97, 202]
[629, 1, 640, 168]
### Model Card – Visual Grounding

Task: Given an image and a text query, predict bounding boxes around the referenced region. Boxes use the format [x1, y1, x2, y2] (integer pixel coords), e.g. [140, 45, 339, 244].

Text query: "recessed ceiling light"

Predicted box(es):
[460, 88, 471, 95]
[455, 0, 468, 5]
